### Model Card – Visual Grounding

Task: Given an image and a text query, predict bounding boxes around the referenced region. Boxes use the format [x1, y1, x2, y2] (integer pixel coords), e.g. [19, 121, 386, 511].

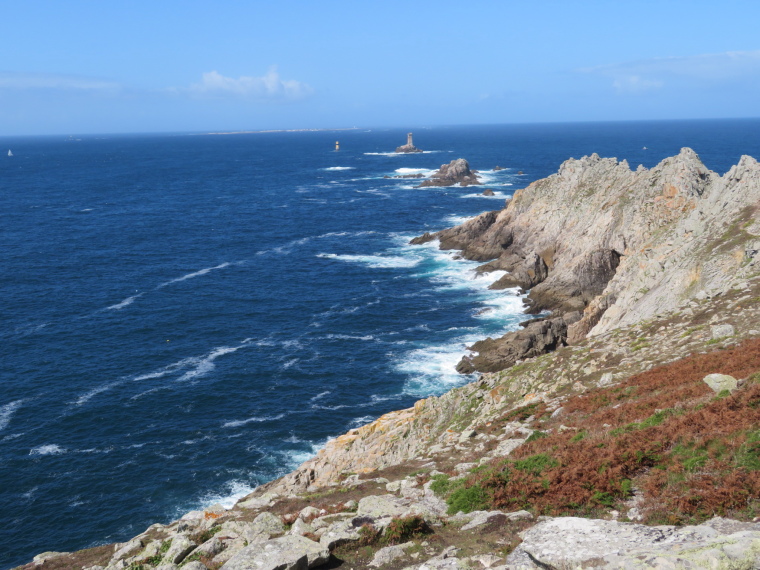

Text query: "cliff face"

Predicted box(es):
[429, 148, 760, 342]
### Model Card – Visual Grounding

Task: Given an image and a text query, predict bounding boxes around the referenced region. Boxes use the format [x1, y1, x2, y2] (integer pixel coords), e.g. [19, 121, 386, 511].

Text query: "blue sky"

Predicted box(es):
[2, 0, 759, 135]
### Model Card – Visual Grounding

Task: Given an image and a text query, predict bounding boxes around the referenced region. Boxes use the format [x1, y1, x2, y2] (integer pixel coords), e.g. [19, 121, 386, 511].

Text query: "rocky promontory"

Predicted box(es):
[17, 150, 760, 570]
[418, 148, 760, 373]
[417, 158, 481, 187]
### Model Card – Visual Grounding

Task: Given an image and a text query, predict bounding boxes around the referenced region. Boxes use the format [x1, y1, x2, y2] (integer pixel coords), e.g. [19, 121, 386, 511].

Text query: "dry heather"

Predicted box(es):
[436, 339, 760, 524]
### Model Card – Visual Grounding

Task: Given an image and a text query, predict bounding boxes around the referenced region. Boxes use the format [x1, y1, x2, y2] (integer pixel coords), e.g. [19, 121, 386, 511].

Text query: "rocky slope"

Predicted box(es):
[16, 150, 760, 570]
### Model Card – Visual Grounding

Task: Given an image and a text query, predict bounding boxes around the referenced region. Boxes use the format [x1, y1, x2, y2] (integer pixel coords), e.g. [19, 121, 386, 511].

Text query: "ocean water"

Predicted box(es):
[1, 120, 760, 568]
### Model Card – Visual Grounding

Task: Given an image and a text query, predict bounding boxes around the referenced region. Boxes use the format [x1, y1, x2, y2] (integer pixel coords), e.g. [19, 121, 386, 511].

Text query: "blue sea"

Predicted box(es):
[2, 120, 760, 568]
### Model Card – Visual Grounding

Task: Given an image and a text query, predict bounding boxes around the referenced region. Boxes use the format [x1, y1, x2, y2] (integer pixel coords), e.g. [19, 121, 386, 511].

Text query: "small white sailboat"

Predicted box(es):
[7, 149, 12, 157]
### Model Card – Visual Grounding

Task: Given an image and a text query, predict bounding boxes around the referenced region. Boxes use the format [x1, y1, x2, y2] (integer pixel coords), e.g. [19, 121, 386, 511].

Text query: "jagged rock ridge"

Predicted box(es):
[421, 148, 760, 372]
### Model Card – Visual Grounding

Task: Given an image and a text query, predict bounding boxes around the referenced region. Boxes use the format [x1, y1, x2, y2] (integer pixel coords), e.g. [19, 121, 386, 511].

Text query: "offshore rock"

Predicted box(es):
[418, 159, 481, 187]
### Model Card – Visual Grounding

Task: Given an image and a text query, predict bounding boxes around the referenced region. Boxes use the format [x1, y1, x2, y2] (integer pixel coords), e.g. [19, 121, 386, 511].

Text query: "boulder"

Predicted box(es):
[482, 188, 495, 196]
[418, 159, 481, 187]
[703, 373, 738, 394]
[460, 511, 508, 530]
[220, 535, 329, 570]
[250, 511, 285, 536]
[369, 541, 415, 567]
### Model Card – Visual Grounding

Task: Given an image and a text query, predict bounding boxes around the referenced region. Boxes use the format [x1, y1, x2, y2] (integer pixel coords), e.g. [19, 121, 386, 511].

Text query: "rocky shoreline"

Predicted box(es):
[17, 149, 760, 570]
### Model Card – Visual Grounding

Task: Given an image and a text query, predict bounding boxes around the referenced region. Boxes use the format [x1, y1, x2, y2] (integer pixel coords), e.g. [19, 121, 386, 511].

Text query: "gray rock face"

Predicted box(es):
[357, 495, 408, 518]
[418, 159, 481, 187]
[162, 535, 196, 565]
[220, 535, 329, 570]
[456, 313, 580, 374]
[703, 373, 738, 393]
[414, 148, 760, 343]
[506, 516, 760, 569]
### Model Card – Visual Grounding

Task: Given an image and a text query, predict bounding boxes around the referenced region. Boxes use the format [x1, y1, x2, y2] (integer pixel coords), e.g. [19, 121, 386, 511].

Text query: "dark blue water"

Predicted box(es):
[2, 120, 759, 568]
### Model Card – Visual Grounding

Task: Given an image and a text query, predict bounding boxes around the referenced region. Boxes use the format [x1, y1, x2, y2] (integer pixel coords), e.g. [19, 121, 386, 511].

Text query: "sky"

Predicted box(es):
[1, 0, 760, 135]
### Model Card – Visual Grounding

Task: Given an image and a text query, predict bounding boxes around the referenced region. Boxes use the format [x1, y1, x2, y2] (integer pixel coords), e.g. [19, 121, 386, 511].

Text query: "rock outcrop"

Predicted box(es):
[417, 158, 481, 187]
[417, 148, 760, 370]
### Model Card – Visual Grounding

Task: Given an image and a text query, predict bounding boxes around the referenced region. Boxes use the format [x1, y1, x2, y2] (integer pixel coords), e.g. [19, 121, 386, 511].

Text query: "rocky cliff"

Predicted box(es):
[416, 148, 760, 372]
[17, 150, 760, 570]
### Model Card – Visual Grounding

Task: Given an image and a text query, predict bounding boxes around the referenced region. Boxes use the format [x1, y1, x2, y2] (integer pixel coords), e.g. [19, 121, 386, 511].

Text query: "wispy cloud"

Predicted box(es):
[580, 50, 760, 93]
[0, 72, 121, 91]
[185, 67, 313, 100]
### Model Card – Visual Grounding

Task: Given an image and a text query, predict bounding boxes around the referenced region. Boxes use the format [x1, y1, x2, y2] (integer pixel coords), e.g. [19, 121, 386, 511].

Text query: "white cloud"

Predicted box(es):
[0, 72, 120, 91]
[188, 67, 313, 100]
[580, 50, 760, 93]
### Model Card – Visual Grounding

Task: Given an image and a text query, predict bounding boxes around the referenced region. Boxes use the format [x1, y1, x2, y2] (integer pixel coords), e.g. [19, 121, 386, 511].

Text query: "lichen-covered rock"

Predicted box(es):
[369, 541, 414, 567]
[703, 373, 738, 393]
[506, 516, 760, 569]
[220, 535, 329, 570]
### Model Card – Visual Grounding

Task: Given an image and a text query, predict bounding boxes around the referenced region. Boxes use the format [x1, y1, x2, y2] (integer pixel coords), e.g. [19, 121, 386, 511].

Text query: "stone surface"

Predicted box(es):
[250, 511, 286, 536]
[357, 495, 408, 518]
[460, 511, 508, 530]
[711, 323, 736, 339]
[703, 373, 738, 393]
[369, 541, 415, 567]
[162, 535, 196, 565]
[506, 516, 760, 569]
[220, 535, 329, 570]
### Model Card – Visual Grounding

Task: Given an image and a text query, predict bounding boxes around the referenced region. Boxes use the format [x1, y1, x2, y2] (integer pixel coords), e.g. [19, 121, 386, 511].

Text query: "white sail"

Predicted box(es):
[7, 150, 12, 157]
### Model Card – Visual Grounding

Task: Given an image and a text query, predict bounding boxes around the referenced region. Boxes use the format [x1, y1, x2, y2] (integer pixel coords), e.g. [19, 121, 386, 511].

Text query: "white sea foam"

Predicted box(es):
[394, 167, 436, 176]
[396, 340, 475, 397]
[461, 191, 511, 199]
[73, 380, 126, 406]
[364, 150, 442, 156]
[0, 400, 23, 432]
[158, 262, 231, 288]
[222, 413, 287, 428]
[199, 479, 256, 510]
[309, 391, 331, 402]
[322, 166, 354, 171]
[443, 214, 477, 226]
[317, 253, 421, 269]
[30, 444, 66, 456]
[106, 293, 143, 310]
[349, 415, 375, 429]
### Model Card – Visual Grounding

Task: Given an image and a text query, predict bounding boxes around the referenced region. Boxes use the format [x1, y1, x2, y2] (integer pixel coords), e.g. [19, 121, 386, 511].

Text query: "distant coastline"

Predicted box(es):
[203, 127, 360, 136]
